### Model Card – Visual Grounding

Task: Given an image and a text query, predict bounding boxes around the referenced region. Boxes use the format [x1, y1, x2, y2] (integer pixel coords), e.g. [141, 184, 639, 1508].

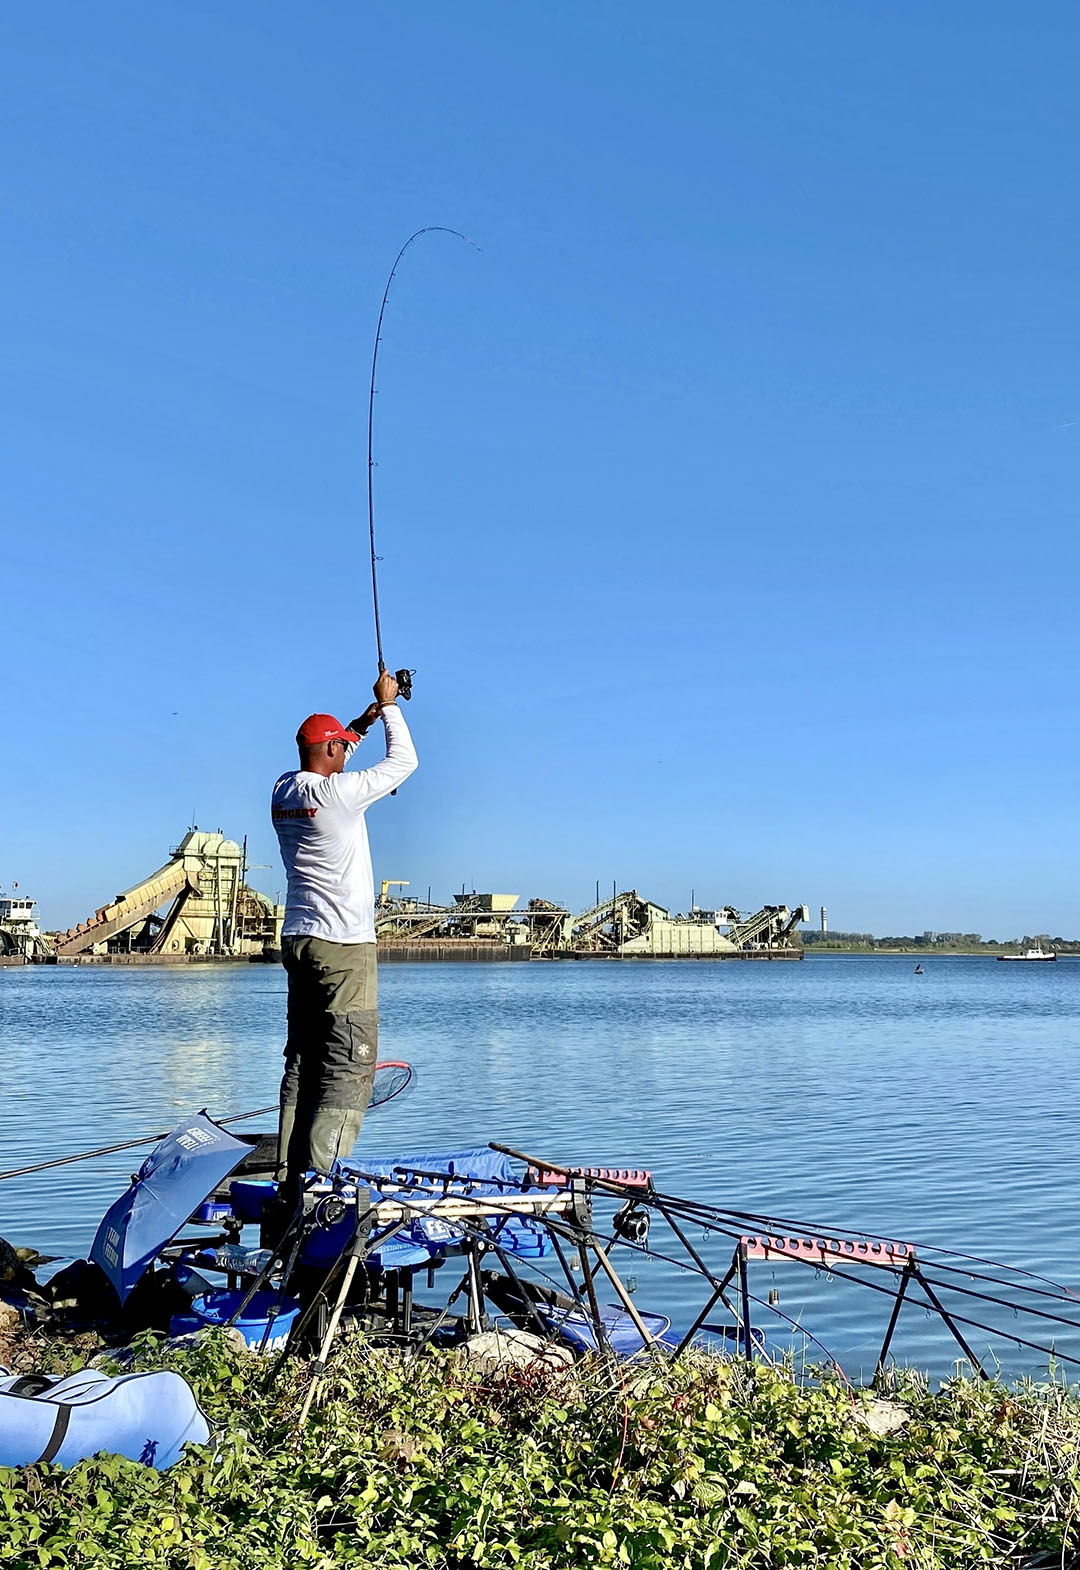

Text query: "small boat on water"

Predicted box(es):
[997, 946, 1057, 962]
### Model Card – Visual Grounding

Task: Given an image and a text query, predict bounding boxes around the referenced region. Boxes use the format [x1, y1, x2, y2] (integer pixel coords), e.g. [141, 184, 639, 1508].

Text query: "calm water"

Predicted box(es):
[3, 954, 1079, 1379]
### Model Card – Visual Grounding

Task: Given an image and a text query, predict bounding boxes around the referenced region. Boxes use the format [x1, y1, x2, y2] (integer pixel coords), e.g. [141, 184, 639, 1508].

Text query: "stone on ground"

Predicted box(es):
[462, 1328, 573, 1373]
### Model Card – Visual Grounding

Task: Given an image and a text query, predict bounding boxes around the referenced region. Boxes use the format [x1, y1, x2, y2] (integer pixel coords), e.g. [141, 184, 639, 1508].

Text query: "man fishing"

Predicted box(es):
[271, 669, 418, 1199]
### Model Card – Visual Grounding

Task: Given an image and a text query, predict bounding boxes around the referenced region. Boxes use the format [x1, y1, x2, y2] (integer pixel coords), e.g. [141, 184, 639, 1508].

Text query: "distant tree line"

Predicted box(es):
[802, 931, 1080, 953]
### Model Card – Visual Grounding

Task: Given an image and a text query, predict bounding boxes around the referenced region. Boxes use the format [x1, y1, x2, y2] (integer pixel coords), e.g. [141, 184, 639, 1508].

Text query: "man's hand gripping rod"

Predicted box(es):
[348, 666, 413, 793]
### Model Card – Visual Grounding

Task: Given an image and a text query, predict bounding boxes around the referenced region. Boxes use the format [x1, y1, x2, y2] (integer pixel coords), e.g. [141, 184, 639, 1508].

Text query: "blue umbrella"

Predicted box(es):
[90, 1112, 249, 1303]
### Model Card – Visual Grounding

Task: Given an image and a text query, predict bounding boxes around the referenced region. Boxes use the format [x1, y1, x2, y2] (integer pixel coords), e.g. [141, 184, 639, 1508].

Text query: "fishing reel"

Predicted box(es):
[348, 666, 415, 792]
[312, 1192, 349, 1230]
[612, 1199, 651, 1247]
[383, 668, 415, 797]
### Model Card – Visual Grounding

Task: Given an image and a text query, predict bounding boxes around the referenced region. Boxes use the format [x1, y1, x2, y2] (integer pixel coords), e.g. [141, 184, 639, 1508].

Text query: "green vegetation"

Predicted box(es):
[4, 1332, 1080, 1567]
[803, 930, 1079, 955]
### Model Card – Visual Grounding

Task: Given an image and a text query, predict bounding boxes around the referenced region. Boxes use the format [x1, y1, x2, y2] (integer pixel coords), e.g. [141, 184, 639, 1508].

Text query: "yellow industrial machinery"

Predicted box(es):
[378, 880, 411, 903]
[374, 887, 808, 959]
[53, 830, 284, 959]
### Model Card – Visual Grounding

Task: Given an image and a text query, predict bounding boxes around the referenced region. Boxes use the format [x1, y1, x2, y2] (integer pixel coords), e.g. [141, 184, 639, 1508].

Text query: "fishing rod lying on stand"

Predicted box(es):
[364, 226, 477, 712]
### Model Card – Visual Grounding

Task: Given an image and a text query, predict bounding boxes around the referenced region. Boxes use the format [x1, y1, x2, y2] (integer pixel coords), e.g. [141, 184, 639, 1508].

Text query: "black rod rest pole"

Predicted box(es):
[0, 1066, 413, 1184]
[874, 1261, 915, 1381]
[0, 1105, 277, 1183]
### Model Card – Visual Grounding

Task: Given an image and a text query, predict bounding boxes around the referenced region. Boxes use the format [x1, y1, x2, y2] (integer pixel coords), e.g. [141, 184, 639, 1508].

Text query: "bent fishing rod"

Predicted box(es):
[365, 226, 477, 701]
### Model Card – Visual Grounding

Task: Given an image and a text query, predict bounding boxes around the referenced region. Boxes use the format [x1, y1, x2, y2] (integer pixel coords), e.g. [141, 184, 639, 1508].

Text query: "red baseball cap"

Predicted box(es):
[296, 713, 360, 747]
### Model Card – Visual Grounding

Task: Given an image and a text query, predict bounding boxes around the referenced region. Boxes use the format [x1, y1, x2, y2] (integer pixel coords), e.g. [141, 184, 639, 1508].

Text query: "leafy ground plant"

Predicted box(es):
[2, 1332, 1080, 1568]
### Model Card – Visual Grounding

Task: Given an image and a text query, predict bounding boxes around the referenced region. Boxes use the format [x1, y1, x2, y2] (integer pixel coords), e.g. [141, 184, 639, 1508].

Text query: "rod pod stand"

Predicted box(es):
[221, 1174, 352, 1360]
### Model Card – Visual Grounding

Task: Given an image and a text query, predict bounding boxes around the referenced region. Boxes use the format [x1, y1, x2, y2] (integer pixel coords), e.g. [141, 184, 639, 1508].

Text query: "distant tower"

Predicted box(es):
[820, 905, 828, 934]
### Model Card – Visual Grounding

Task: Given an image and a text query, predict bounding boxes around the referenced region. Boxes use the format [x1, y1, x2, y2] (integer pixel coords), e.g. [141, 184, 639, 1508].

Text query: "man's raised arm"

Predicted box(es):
[345, 669, 418, 805]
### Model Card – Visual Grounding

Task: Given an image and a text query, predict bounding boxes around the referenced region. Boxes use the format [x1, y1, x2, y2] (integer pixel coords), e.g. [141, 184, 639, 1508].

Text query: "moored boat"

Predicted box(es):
[997, 946, 1057, 962]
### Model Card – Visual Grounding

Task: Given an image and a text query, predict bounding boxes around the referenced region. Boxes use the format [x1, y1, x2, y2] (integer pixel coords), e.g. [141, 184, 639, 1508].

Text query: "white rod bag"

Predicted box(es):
[0, 1366, 211, 1470]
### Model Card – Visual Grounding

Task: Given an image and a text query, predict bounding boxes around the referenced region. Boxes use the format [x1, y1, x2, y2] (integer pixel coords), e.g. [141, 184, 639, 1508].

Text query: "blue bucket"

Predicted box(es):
[170, 1289, 300, 1352]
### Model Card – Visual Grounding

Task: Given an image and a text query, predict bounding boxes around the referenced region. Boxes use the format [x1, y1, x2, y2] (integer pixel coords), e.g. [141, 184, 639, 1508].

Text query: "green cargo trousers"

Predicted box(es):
[276, 935, 378, 1193]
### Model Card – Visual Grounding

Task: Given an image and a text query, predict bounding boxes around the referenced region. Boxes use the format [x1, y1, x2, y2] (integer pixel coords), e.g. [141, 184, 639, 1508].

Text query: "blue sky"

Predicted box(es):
[3, 1, 1078, 936]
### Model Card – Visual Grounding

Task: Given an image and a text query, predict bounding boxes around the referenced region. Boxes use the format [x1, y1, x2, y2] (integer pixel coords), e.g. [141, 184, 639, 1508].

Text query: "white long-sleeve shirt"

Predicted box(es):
[272, 705, 418, 944]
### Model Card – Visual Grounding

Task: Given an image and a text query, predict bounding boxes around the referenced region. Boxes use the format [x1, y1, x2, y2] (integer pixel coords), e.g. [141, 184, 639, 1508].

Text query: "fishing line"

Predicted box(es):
[619, 1191, 1080, 1355]
[890, 1268, 1080, 1338]
[496, 1144, 1075, 1328]
[491, 1149, 1080, 1314]
[809, 1258, 1080, 1372]
[530, 1174, 1080, 1344]
[622, 1187, 1080, 1301]
[366, 226, 478, 678]
[0, 1125, 256, 1184]
[738, 1289, 848, 1381]
[640, 1195, 1080, 1320]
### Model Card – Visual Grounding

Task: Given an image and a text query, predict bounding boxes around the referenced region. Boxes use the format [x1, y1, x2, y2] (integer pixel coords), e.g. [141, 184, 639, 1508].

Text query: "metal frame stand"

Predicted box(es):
[296, 1215, 372, 1427]
[168, 1135, 1046, 1394]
